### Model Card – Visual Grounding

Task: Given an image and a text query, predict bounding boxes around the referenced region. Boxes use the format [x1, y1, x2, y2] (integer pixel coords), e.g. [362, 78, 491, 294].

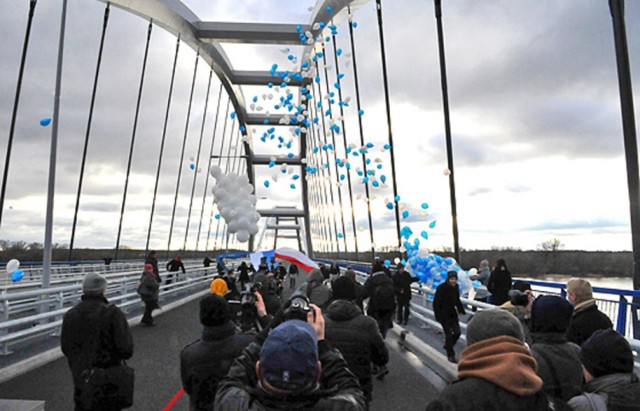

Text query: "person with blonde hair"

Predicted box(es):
[565, 278, 612, 345]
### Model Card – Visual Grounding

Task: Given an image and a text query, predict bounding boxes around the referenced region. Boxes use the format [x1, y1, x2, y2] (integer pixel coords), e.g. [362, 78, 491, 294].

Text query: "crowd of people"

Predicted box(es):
[59, 255, 638, 411]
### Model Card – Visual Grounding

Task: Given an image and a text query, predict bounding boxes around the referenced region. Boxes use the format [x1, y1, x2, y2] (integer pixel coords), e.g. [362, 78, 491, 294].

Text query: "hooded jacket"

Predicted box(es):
[568, 373, 640, 411]
[363, 271, 396, 314]
[181, 322, 254, 411]
[433, 281, 465, 325]
[298, 269, 331, 309]
[425, 336, 554, 411]
[214, 340, 366, 411]
[324, 300, 389, 402]
[530, 333, 583, 402]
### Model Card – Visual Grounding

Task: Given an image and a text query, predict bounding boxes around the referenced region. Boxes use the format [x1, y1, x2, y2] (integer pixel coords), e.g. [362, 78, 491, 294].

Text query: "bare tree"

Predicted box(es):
[539, 238, 564, 252]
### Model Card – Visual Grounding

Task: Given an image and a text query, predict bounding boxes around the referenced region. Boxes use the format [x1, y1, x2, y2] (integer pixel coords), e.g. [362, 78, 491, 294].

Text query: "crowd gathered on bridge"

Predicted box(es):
[59, 254, 639, 410]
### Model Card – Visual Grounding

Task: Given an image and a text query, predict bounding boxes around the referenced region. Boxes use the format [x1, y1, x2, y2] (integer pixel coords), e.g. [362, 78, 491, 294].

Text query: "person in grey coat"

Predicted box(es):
[138, 263, 160, 326]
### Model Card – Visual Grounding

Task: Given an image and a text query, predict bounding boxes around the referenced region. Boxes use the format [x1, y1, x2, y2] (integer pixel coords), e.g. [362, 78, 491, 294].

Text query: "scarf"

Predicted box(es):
[458, 335, 543, 396]
[573, 298, 596, 315]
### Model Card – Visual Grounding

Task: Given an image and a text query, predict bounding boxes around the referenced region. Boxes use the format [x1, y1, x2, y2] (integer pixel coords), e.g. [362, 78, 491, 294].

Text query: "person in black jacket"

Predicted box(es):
[565, 278, 613, 345]
[433, 271, 466, 363]
[238, 262, 251, 291]
[145, 250, 160, 282]
[392, 263, 419, 325]
[61, 272, 134, 411]
[180, 294, 254, 411]
[214, 305, 366, 410]
[139, 263, 160, 326]
[488, 258, 511, 306]
[362, 261, 396, 339]
[325, 276, 389, 406]
[166, 256, 186, 285]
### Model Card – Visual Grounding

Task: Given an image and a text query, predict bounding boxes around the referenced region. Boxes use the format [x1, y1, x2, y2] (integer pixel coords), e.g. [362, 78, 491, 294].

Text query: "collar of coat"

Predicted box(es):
[458, 335, 543, 396]
[573, 298, 596, 315]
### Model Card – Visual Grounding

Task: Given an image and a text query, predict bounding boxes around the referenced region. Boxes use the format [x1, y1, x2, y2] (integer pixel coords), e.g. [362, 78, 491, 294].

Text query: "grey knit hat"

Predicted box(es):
[466, 309, 524, 346]
[83, 272, 107, 295]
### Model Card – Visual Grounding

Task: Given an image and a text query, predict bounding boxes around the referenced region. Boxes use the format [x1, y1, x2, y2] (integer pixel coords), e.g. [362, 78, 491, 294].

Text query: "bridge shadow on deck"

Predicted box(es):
[0, 275, 440, 410]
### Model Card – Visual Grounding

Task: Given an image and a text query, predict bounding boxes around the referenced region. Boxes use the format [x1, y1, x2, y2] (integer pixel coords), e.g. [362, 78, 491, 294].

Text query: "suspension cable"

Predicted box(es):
[166, 49, 200, 257]
[0, 0, 39, 229]
[195, 84, 223, 252]
[347, 6, 375, 256]
[375, 0, 402, 253]
[183, 69, 213, 251]
[145, 35, 181, 253]
[68, 3, 110, 260]
[114, 20, 153, 260]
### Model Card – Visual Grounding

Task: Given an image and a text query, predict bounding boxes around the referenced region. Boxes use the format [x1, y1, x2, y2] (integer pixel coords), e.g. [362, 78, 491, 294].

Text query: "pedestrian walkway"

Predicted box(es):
[0, 272, 440, 410]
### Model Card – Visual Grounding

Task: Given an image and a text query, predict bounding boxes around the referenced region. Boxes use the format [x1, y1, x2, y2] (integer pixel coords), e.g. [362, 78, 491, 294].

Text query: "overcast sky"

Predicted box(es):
[0, 0, 639, 256]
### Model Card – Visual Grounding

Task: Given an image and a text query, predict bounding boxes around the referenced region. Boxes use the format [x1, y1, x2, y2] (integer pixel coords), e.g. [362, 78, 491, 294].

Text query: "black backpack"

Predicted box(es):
[371, 282, 396, 311]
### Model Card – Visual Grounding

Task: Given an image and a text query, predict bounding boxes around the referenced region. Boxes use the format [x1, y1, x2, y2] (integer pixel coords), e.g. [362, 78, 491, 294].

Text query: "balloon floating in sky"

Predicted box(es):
[421, 203, 429, 210]
[11, 269, 24, 282]
[443, 169, 451, 176]
[189, 162, 195, 170]
[264, 180, 270, 188]
[429, 220, 437, 229]
[40, 117, 51, 127]
[421, 231, 428, 239]
[337, 232, 344, 239]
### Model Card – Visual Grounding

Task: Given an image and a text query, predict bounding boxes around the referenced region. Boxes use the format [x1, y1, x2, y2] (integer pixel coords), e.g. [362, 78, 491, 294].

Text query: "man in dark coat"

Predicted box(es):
[392, 263, 419, 325]
[180, 294, 254, 411]
[214, 305, 366, 410]
[426, 310, 564, 411]
[139, 263, 160, 326]
[362, 261, 396, 339]
[433, 271, 466, 363]
[61, 273, 134, 411]
[568, 329, 640, 411]
[325, 276, 389, 405]
[487, 258, 511, 306]
[565, 278, 613, 345]
[529, 295, 583, 402]
[166, 255, 186, 285]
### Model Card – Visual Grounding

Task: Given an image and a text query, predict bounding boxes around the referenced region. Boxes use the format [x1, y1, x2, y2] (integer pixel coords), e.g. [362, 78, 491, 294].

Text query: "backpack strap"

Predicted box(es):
[536, 349, 563, 399]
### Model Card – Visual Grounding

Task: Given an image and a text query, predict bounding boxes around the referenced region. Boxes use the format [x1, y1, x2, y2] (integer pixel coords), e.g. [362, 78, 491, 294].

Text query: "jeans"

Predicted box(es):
[440, 321, 461, 356]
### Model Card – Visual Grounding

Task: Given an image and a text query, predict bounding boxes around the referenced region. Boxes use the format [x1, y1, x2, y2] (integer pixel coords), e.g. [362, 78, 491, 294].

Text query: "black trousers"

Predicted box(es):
[142, 300, 155, 324]
[396, 301, 410, 323]
[440, 321, 461, 356]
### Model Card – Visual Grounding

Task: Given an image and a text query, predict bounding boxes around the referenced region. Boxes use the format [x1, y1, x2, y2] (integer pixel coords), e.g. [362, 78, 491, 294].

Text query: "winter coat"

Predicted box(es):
[139, 271, 160, 302]
[299, 269, 331, 309]
[167, 259, 186, 273]
[145, 255, 160, 281]
[530, 332, 583, 401]
[180, 322, 254, 411]
[61, 296, 134, 389]
[566, 300, 613, 346]
[568, 373, 640, 411]
[214, 340, 366, 411]
[425, 336, 555, 411]
[488, 268, 512, 306]
[470, 267, 491, 300]
[393, 270, 419, 305]
[363, 271, 396, 314]
[433, 282, 465, 325]
[324, 300, 389, 402]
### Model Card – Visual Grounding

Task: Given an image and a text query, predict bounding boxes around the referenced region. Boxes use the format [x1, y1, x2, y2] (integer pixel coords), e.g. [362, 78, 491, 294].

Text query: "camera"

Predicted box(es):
[283, 290, 312, 322]
[508, 290, 530, 307]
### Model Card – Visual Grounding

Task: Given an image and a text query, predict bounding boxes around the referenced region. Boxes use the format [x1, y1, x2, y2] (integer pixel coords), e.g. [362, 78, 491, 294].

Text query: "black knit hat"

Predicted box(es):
[531, 295, 574, 333]
[199, 294, 229, 326]
[580, 329, 634, 378]
[447, 270, 458, 279]
[331, 276, 357, 301]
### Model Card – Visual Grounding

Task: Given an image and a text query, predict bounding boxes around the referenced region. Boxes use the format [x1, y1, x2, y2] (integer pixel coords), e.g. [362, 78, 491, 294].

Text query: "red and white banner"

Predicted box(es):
[274, 247, 319, 273]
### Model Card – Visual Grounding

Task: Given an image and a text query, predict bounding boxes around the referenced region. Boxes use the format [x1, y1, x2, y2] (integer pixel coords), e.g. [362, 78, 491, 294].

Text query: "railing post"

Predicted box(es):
[632, 302, 639, 339]
[616, 295, 628, 335]
[52, 290, 65, 336]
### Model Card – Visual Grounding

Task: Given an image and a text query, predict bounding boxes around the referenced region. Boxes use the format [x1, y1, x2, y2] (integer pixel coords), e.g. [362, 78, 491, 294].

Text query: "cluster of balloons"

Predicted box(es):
[210, 165, 260, 243]
[403, 242, 472, 295]
[6, 259, 24, 282]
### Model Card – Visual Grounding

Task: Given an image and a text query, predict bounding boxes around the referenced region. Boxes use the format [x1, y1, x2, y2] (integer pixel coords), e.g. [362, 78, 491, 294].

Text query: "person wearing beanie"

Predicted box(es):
[297, 268, 331, 310]
[568, 329, 640, 410]
[342, 269, 366, 312]
[433, 271, 466, 363]
[565, 278, 613, 345]
[210, 278, 229, 297]
[325, 276, 389, 405]
[529, 295, 583, 402]
[392, 263, 420, 325]
[180, 294, 254, 411]
[215, 304, 366, 410]
[138, 263, 160, 326]
[426, 309, 561, 411]
[61, 273, 134, 410]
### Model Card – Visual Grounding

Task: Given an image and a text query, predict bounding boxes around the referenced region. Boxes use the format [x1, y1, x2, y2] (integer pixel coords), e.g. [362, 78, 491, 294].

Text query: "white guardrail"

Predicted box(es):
[0, 261, 216, 356]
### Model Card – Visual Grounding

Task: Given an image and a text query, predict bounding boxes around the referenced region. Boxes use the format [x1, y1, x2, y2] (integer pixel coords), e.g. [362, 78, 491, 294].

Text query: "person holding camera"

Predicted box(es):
[500, 280, 534, 345]
[214, 302, 366, 410]
[325, 276, 389, 406]
[180, 294, 254, 411]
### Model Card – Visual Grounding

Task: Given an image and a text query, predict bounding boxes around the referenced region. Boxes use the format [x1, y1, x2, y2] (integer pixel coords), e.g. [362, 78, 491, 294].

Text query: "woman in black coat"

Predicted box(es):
[488, 258, 512, 306]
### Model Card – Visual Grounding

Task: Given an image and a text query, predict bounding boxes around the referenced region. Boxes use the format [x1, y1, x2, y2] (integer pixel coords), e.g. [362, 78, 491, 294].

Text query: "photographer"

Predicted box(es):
[214, 300, 366, 410]
[228, 284, 272, 334]
[500, 280, 534, 345]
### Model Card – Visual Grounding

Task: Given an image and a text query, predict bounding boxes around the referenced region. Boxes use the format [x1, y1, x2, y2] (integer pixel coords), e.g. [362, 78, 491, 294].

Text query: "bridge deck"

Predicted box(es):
[0, 286, 440, 410]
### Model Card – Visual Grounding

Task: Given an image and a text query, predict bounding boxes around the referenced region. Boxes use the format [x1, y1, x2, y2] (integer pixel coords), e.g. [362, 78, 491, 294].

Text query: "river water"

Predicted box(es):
[537, 275, 634, 291]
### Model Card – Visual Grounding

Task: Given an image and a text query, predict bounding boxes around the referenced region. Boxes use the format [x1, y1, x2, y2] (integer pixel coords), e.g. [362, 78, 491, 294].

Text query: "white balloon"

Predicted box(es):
[394, 257, 401, 265]
[210, 165, 222, 178]
[248, 224, 259, 235]
[468, 268, 478, 276]
[237, 230, 250, 243]
[6, 259, 20, 274]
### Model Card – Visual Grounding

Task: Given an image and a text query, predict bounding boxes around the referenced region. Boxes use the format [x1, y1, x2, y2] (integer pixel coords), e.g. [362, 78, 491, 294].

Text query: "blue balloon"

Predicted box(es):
[215, 214, 221, 219]
[429, 220, 437, 229]
[402, 210, 409, 219]
[394, 195, 401, 202]
[264, 180, 270, 188]
[11, 270, 24, 282]
[421, 231, 428, 240]
[337, 232, 344, 239]
[384, 259, 391, 267]
[421, 202, 429, 209]
[189, 163, 195, 170]
[40, 117, 51, 127]
[386, 202, 394, 210]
